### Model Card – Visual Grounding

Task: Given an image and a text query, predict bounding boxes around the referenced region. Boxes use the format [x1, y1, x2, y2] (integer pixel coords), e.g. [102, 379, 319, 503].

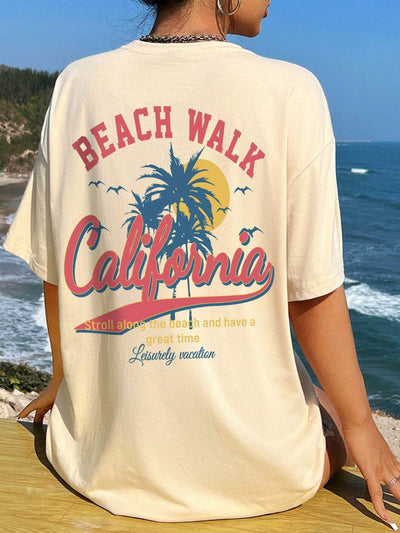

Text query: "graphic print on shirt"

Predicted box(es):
[64, 109, 275, 336]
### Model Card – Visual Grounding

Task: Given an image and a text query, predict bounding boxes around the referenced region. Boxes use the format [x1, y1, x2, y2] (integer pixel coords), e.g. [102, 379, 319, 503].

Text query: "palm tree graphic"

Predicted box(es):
[123, 190, 163, 236]
[162, 211, 215, 325]
[139, 143, 219, 229]
[127, 143, 219, 324]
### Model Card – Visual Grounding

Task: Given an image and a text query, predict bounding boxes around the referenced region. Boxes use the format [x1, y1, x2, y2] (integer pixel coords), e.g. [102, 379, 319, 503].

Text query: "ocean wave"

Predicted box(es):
[368, 393, 383, 400]
[0, 291, 51, 371]
[345, 282, 400, 322]
[0, 246, 39, 285]
[369, 393, 400, 403]
[351, 168, 369, 174]
[344, 276, 358, 284]
[352, 193, 399, 205]
[33, 293, 48, 332]
[6, 213, 15, 225]
[337, 166, 381, 175]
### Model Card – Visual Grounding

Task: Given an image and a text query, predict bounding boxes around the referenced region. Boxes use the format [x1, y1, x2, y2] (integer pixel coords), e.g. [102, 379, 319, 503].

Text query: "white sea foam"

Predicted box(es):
[33, 294, 51, 352]
[0, 291, 51, 372]
[351, 168, 369, 174]
[369, 393, 400, 406]
[6, 213, 15, 225]
[368, 393, 383, 400]
[345, 283, 400, 322]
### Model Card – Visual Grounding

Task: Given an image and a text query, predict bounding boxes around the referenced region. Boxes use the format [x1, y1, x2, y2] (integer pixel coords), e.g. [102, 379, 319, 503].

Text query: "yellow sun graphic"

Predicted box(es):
[181, 158, 230, 230]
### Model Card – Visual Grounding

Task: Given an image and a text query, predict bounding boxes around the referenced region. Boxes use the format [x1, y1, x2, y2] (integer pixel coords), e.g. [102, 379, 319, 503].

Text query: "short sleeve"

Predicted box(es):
[2, 107, 58, 284]
[286, 72, 344, 301]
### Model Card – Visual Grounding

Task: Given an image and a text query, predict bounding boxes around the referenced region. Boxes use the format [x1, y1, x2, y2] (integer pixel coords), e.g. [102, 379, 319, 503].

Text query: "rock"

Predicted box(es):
[0, 387, 50, 423]
[372, 411, 400, 460]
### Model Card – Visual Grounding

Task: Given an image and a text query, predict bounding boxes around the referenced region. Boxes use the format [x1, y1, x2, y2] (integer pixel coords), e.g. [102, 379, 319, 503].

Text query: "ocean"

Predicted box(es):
[0, 142, 399, 417]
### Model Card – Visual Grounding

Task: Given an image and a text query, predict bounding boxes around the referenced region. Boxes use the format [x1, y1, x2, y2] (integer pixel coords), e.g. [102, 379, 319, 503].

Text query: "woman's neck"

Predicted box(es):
[149, 4, 227, 38]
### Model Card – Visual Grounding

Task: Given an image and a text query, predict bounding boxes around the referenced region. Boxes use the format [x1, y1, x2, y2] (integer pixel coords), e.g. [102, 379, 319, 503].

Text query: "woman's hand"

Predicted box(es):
[342, 416, 400, 524]
[16, 378, 62, 424]
[17, 282, 65, 424]
[289, 286, 399, 526]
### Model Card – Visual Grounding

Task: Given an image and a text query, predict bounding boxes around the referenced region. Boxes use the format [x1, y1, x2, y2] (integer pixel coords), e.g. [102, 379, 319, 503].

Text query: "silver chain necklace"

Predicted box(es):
[140, 34, 226, 43]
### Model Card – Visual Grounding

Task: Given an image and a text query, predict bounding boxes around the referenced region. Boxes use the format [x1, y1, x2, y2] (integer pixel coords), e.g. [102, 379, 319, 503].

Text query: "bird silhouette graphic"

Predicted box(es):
[106, 186, 127, 195]
[234, 186, 252, 195]
[87, 222, 108, 248]
[88, 180, 104, 188]
[239, 226, 263, 245]
[240, 226, 263, 238]
[217, 206, 231, 214]
[95, 223, 108, 234]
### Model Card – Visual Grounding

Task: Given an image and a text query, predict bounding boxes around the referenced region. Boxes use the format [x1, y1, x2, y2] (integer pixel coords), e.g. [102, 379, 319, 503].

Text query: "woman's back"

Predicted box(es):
[4, 38, 344, 521]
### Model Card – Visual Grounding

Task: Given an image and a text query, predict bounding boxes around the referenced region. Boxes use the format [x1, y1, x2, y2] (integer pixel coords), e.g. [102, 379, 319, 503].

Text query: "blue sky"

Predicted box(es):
[1, 0, 399, 140]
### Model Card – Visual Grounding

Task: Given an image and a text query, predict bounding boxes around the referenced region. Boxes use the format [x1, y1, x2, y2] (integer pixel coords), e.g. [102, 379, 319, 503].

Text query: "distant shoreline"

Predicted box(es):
[336, 139, 400, 143]
[0, 172, 29, 233]
[337, 140, 372, 143]
[0, 171, 29, 187]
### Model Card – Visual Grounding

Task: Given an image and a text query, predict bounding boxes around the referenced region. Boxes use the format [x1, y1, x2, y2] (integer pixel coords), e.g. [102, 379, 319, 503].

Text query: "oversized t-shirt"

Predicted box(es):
[3, 40, 344, 522]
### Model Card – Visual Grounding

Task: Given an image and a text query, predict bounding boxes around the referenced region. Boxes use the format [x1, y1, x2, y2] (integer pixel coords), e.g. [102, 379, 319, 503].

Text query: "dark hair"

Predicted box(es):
[136, 0, 233, 35]
[138, 0, 190, 10]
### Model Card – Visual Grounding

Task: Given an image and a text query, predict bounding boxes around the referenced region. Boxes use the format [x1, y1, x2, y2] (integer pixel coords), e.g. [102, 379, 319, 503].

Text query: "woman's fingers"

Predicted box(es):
[366, 474, 400, 530]
[16, 380, 60, 422]
[342, 419, 400, 528]
[18, 406, 49, 424]
[17, 397, 50, 423]
[33, 407, 48, 425]
[17, 399, 38, 419]
[387, 472, 400, 502]
[367, 478, 389, 522]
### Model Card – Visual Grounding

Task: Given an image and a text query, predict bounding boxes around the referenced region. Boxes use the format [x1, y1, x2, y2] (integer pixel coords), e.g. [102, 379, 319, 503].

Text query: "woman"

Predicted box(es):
[5, 0, 400, 525]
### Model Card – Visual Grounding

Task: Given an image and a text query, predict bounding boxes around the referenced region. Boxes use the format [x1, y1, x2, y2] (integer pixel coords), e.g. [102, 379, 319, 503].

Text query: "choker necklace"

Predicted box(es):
[140, 34, 226, 43]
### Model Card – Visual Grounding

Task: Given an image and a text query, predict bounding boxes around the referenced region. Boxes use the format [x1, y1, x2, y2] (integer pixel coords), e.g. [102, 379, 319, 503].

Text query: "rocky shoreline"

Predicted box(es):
[1, 386, 399, 459]
[0, 387, 51, 424]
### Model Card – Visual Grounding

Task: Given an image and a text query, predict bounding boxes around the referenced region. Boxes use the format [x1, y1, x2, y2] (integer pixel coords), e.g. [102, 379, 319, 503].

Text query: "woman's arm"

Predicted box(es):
[43, 280, 64, 383]
[289, 285, 371, 428]
[17, 281, 63, 422]
[289, 285, 400, 523]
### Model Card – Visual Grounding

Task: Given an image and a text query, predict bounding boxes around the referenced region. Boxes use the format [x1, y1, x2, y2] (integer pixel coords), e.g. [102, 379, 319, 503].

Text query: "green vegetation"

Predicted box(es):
[0, 65, 58, 171]
[0, 361, 51, 393]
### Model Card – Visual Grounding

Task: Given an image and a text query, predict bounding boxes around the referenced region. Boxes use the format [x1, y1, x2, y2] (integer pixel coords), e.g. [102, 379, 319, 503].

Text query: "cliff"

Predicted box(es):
[0, 64, 58, 172]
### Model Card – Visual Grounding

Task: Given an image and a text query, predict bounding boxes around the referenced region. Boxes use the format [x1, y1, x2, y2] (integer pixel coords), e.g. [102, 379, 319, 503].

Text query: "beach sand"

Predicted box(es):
[0, 171, 29, 187]
[0, 172, 29, 233]
[372, 410, 400, 460]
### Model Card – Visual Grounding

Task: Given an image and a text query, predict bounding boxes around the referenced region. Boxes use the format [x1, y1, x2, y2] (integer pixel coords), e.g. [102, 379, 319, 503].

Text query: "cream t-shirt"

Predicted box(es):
[4, 40, 344, 522]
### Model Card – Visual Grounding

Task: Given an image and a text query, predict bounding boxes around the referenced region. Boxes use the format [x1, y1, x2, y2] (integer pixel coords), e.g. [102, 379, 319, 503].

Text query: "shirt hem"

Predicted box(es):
[287, 270, 345, 302]
[2, 238, 58, 285]
[84, 485, 326, 523]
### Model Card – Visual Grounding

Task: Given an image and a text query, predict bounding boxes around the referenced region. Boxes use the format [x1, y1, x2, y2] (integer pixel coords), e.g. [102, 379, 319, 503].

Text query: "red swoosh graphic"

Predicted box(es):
[75, 268, 274, 334]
